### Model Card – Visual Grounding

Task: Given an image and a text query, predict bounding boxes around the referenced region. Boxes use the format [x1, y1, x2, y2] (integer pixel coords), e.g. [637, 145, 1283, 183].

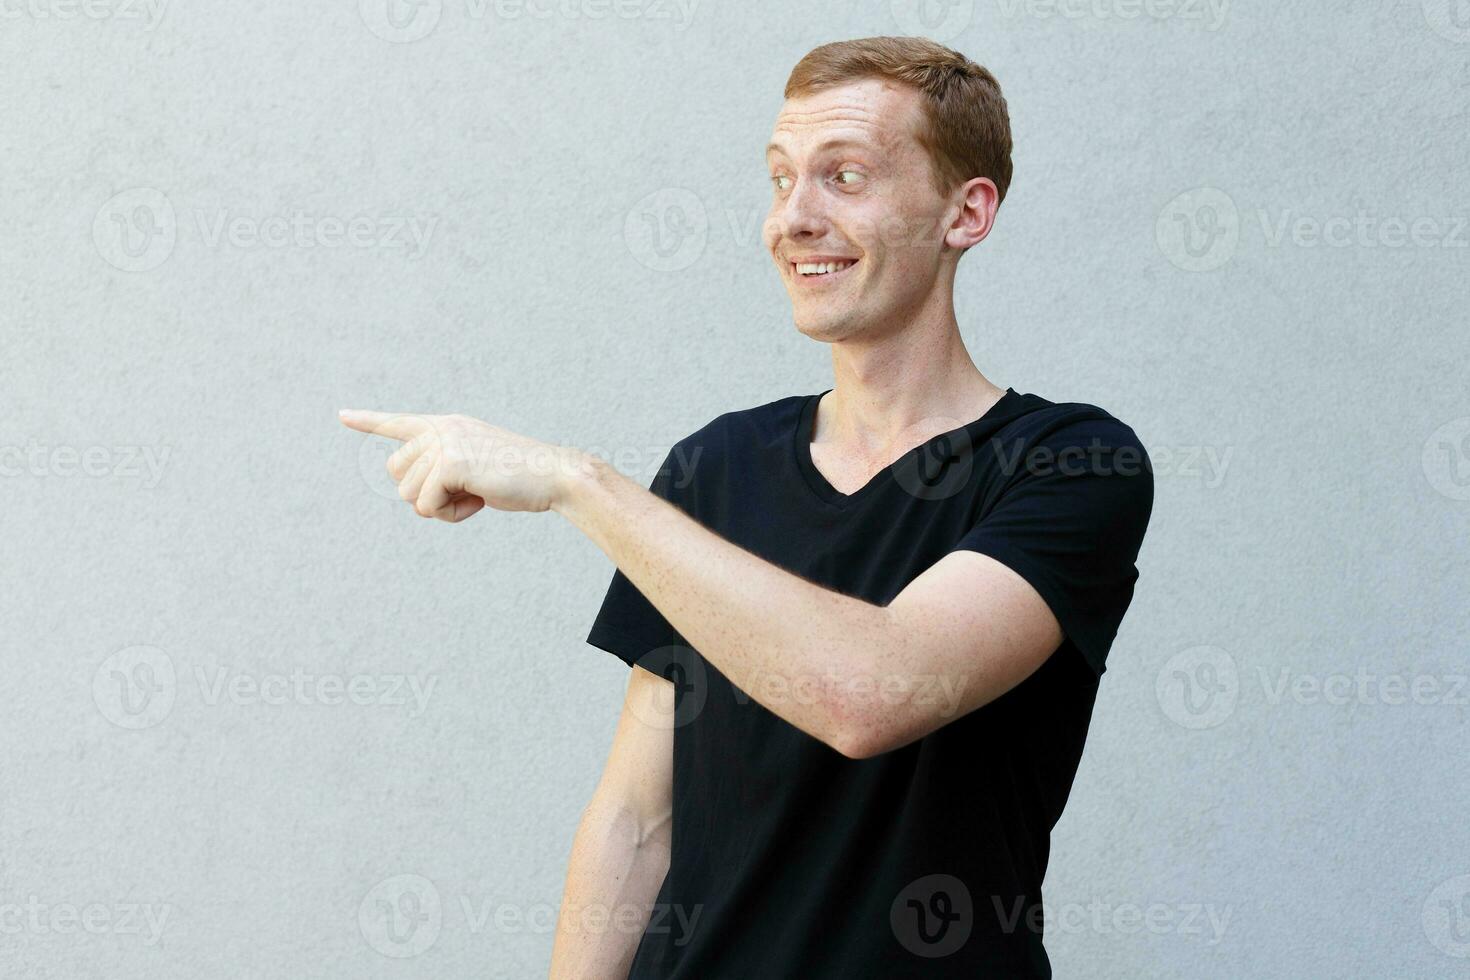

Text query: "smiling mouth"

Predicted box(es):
[792, 259, 858, 280]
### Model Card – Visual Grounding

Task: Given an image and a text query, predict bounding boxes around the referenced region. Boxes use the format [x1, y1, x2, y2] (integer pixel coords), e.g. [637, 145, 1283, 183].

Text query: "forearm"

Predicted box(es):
[549, 796, 671, 979]
[553, 453, 892, 755]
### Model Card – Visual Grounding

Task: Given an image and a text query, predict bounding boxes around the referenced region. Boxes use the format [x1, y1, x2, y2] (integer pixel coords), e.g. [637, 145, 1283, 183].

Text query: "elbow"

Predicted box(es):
[817, 609, 891, 760]
[833, 718, 928, 760]
[821, 627, 905, 760]
[825, 676, 941, 759]
[825, 701, 898, 760]
[832, 730, 884, 761]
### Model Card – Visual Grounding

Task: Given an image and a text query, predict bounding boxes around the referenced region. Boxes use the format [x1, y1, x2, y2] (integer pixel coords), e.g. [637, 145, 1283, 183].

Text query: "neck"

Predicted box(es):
[817, 309, 1004, 458]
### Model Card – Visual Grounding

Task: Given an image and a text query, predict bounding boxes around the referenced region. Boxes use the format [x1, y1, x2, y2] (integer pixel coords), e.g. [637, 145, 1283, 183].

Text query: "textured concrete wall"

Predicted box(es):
[2, 2, 1466, 977]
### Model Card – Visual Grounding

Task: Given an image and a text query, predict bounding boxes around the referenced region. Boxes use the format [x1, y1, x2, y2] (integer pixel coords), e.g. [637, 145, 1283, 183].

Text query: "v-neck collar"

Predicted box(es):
[792, 386, 1021, 509]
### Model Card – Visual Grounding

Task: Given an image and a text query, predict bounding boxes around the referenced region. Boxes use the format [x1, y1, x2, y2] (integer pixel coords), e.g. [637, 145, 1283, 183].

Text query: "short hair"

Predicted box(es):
[784, 36, 1014, 207]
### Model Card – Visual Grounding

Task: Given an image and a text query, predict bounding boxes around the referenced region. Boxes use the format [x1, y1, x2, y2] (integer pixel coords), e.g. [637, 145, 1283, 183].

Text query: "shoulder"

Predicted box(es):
[667, 392, 809, 464]
[655, 392, 809, 498]
[992, 393, 1150, 471]
[985, 393, 1154, 520]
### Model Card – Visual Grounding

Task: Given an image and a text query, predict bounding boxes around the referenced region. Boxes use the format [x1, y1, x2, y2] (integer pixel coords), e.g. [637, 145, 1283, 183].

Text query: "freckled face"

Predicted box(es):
[764, 78, 957, 342]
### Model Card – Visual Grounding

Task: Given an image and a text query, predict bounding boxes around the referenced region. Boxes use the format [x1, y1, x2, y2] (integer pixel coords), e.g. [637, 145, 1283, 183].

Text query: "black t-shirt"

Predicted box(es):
[585, 386, 1153, 978]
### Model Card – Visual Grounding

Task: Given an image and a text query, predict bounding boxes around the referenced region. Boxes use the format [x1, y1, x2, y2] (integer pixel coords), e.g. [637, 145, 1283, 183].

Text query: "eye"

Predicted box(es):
[772, 174, 793, 192]
[834, 170, 864, 185]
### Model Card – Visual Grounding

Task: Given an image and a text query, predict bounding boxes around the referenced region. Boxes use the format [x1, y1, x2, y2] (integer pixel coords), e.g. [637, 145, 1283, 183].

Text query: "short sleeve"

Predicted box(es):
[949, 415, 1154, 676]
[585, 445, 692, 670]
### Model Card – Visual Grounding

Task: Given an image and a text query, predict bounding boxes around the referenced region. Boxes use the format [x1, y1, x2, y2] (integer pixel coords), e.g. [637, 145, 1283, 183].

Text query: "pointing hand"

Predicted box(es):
[339, 410, 589, 522]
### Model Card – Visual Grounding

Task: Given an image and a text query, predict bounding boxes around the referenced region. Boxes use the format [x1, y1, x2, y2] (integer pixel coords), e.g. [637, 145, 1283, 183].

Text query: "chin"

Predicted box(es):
[792, 309, 857, 342]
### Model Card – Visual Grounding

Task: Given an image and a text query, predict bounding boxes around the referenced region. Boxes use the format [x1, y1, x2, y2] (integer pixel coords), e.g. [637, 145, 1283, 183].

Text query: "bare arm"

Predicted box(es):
[338, 410, 1064, 759]
[549, 664, 674, 979]
[551, 454, 1062, 759]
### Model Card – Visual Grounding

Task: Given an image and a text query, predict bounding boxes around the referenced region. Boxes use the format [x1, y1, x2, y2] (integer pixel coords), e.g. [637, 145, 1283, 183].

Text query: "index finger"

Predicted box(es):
[338, 409, 431, 441]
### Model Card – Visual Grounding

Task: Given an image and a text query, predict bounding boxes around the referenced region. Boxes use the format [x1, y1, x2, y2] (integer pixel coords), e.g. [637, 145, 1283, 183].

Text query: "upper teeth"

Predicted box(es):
[796, 261, 854, 275]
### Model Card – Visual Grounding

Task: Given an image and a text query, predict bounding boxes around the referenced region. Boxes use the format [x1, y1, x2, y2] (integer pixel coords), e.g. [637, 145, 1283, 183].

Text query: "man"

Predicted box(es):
[340, 36, 1153, 978]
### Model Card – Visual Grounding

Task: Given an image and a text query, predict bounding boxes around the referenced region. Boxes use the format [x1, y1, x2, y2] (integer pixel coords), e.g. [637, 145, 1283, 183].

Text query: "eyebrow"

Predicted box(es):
[765, 137, 874, 158]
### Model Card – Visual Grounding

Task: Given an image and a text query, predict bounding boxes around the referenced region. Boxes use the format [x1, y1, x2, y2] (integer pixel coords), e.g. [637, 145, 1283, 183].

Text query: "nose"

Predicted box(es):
[775, 176, 829, 244]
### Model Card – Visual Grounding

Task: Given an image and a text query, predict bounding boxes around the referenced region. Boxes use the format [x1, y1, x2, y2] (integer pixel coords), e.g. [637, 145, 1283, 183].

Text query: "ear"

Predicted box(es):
[944, 176, 1000, 251]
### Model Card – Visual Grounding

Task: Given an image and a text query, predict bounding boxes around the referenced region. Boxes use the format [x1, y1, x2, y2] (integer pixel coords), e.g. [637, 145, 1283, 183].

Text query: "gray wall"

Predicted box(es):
[3, 2, 1466, 977]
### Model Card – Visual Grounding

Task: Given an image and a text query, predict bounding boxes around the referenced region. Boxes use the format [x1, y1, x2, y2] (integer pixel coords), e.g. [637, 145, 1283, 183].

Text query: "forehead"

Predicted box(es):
[768, 77, 925, 158]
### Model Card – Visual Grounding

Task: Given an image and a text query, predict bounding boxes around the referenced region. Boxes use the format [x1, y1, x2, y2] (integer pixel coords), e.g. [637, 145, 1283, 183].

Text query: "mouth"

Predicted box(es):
[790, 257, 859, 285]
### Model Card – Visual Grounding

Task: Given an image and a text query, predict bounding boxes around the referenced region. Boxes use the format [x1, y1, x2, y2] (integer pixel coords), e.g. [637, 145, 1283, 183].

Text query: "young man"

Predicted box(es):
[341, 36, 1153, 979]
